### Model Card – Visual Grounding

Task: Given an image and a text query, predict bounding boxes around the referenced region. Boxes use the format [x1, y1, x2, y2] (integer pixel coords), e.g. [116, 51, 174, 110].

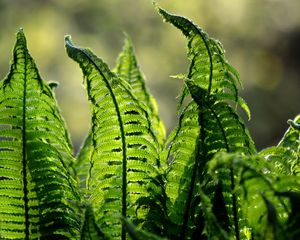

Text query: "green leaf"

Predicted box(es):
[158, 7, 250, 119]
[122, 217, 167, 240]
[278, 115, 300, 174]
[80, 204, 106, 240]
[162, 102, 200, 239]
[0, 29, 81, 239]
[114, 36, 166, 147]
[75, 132, 94, 192]
[279, 115, 300, 153]
[163, 81, 254, 239]
[258, 115, 300, 177]
[158, 7, 256, 238]
[261, 194, 280, 240]
[65, 36, 163, 239]
[276, 191, 300, 240]
[209, 151, 300, 239]
[287, 118, 300, 131]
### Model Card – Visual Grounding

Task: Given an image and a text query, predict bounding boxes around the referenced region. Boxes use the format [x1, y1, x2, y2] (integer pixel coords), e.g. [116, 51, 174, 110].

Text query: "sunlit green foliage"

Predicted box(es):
[0, 29, 81, 240]
[0, 5, 299, 240]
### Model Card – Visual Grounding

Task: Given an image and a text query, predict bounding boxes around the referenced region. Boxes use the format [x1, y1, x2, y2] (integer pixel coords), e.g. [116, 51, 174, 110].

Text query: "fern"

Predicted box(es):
[157, 7, 250, 118]
[122, 217, 167, 240]
[209, 114, 300, 239]
[0, 30, 81, 239]
[157, 7, 255, 239]
[279, 116, 300, 174]
[65, 36, 163, 239]
[0, 5, 299, 240]
[75, 37, 166, 197]
[75, 131, 94, 192]
[80, 203, 105, 239]
[114, 36, 166, 147]
[258, 115, 300, 176]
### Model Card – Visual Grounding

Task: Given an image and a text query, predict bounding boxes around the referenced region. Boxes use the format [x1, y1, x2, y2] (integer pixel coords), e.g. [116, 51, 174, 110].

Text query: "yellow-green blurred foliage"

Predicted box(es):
[1, 0, 299, 151]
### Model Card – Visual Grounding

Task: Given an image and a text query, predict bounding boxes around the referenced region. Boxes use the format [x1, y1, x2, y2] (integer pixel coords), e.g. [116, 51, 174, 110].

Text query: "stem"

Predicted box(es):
[21, 45, 29, 240]
[230, 168, 239, 240]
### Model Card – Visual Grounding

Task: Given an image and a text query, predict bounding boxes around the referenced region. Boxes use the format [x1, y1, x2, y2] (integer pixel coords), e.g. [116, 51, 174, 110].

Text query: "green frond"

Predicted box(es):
[259, 146, 296, 175]
[260, 194, 281, 240]
[278, 115, 300, 173]
[0, 30, 81, 239]
[276, 191, 300, 240]
[279, 115, 300, 151]
[163, 102, 200, 226]
[209, 151, 300, 239]
[158, 7, 256, 238]
[163, 83, 255, 238]
[122, 218, 167, 240]
[75, 132, 94, 192]
[80, 204, 106, 240]
[114, 36, 166, 147]
[258, 115, 300, 176]
[65, 36, 163, 239]
[158, 7, 250, 119]
[186, 83, 255, 157]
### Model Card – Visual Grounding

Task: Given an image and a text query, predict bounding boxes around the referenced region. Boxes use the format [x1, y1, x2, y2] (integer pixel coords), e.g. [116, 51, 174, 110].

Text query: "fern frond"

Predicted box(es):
[0, 29, 81, 239]
[122, 217, 167, 240]
[114, 36, 166, 147]
[259, 146, 295, 174]
[278, 191, 300, 240]
[80, 204, 105, 240]
[75, 132, 94, 192]
[257, 115, 300, 177]
[65, 36, 162, 239]
[260, 194, 281, 240]
[279, 115, 300, 174]
[186, 83, 255, 158]
[158, 7, 250, 119]
[158, 7, 256, 239]
[279, 115, 300, 153]
[209, 151, 300, 239]
[163, 89, 255, 238]
[162, 102, 200, 239]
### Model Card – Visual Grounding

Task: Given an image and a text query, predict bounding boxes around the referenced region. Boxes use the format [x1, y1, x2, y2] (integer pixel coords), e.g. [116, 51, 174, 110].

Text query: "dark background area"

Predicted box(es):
[0, 0, 299, 152]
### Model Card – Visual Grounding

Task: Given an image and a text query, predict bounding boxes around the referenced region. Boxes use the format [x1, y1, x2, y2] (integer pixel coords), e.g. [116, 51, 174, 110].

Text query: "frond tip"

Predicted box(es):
[157, 7, 250, 119]
[288, 119, 300, 131]
[114, 35, 166, 147]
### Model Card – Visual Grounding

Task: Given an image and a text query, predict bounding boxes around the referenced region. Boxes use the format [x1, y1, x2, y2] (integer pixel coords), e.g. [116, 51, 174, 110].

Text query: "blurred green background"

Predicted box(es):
[0, 0, 299, 152]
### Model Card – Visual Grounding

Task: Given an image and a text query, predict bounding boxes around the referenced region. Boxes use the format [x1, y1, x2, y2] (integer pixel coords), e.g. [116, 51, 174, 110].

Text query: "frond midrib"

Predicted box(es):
[19, 35, 30, 240]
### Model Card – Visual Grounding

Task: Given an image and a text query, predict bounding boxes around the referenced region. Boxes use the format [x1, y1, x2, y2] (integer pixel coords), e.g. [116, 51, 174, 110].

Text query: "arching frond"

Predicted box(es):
[65, 36, 162, 239]
[114, 36, 166, 147]
[158, 7, 250, 119]
[0, 30, 81, 239]
[158, 7, 256, 239]
[75, 36, 166, 199]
